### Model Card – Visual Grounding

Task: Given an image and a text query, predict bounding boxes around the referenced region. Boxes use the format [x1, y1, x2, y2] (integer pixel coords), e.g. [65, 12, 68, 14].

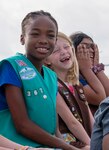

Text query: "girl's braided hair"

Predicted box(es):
[21, 10, 58, 35]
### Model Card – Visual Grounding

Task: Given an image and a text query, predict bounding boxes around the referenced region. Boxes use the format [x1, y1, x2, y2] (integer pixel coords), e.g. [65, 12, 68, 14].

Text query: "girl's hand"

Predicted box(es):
[93, 44, 99, 66]
[76, 43, 92, 71]
[33, 148, 54, 150]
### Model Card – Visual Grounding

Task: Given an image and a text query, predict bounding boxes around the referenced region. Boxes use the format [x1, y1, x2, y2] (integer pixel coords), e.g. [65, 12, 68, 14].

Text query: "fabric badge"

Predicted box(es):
[62, 133, 76, 143]
[15, 60, 27, 66]
[19, 67, 36, 80]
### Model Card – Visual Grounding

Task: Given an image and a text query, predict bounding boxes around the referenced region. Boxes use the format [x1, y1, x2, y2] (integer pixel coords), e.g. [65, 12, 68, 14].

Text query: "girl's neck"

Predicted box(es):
[55, 69, 67, 82]
[27, 55, 43, 74]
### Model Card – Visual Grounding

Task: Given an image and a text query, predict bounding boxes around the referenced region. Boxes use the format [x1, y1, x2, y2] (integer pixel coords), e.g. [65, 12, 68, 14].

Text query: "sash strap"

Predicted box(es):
[58, 78, 92, 137]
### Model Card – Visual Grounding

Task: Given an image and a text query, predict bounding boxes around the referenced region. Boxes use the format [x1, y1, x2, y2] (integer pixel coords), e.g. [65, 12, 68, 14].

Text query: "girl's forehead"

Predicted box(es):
[29, 16, 57, 31]
[81, 38, 93, 43]
[57, 37, 70, 45]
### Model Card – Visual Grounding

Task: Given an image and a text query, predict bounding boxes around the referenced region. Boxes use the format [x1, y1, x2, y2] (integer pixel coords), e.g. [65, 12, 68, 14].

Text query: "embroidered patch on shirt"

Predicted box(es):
[62, 133, 76, 143]
[15, 60, 27, 66]
[19, 67, 36, 80]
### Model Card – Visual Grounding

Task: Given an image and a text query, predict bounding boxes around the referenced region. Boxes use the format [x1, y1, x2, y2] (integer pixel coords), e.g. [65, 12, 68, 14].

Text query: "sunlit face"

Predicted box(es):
[80, 38, 95, 66]
[46, 37, 74, 72]
[20, 15, 57, 62]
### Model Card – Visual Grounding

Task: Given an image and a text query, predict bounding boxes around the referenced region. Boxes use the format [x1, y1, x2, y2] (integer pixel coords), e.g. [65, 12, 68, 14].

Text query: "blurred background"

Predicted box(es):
[0, 0, 109, 75]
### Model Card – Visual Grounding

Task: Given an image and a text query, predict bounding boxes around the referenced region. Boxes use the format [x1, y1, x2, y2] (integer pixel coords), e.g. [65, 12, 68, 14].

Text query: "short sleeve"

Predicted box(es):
[79, 75, 88, 86]
[0, 61, 22, 87]
[0, 61, 22, 110]
[94, 97, 109, 137]
[102, 109, 109, 136]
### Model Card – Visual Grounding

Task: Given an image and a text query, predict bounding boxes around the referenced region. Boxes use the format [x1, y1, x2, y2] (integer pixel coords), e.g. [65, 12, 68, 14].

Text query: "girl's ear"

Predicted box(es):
[20, 34, 25, 45]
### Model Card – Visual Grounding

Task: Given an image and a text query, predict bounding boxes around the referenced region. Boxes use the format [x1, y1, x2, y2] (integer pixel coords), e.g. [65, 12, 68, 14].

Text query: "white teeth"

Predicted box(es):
[37, 48, 48, 52]
[61, 56, 70, 61]
[62, 58, 66, 61]
[90, 55, 94, 58]
[38, 48, 47, 51]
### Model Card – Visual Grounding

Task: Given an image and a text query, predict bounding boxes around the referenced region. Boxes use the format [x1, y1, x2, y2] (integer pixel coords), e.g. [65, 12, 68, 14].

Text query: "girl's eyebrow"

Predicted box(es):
[32, 28, 55, 33]
[31, 28, 39, 31]
[63, 43, 70, 46]
[81, 42, 93, 45]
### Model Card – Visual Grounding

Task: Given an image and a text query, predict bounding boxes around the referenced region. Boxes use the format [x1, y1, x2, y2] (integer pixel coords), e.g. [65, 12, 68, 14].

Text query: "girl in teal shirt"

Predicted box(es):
[0, 10, 79, 150]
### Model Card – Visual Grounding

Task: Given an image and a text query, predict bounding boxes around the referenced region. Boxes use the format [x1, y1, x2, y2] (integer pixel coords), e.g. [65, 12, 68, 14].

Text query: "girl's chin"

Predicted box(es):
[63, 61, 72, 67]
[62, 64, 72, 70]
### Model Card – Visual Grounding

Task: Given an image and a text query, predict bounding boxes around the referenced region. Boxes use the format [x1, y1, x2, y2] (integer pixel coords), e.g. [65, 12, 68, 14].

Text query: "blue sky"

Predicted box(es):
[0, 0, 109, 75]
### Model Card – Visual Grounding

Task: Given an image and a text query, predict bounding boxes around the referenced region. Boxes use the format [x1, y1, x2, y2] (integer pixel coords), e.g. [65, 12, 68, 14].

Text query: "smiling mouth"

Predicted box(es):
[60, 56, 70, 62]
[36, 48, 49, 54]
[90, 55, 94, 58]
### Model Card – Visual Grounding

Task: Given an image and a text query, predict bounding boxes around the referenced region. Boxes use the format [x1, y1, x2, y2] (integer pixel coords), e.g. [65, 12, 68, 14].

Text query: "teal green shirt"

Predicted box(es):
[0, 53, 57, 147]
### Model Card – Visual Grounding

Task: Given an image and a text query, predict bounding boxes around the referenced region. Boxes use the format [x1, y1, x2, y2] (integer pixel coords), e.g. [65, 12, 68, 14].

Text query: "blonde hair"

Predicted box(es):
[58, 32, 79, 85]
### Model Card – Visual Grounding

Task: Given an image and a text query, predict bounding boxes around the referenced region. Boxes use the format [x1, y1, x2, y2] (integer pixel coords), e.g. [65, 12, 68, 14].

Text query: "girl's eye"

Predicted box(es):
[64, 45, 70, 49]
[30, 33, 39, 36]
[48, 34, 55, 39]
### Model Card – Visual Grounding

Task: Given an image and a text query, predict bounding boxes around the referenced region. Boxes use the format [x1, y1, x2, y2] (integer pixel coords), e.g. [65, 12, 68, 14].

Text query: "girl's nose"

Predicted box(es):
[60, 48, 67, 55]
[38, 37, 48, 45]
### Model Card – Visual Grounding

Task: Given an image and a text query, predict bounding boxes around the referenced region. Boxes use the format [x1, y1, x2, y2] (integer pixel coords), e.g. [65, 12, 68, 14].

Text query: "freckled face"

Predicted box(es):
[47, 37, 74, 71]
[21, 15, 57, 62]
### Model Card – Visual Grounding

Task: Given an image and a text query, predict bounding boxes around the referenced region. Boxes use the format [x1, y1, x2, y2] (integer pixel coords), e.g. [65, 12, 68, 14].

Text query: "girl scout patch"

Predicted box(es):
[19, 67, 36, 80]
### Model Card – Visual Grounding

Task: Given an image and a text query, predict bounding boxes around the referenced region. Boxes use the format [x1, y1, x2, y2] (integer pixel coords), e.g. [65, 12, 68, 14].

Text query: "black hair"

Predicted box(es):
[21, 10, 58, 35]
[69, 32, 93, 51]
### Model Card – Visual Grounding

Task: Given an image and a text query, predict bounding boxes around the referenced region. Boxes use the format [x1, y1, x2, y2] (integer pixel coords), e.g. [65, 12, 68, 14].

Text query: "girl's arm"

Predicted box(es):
[96, 70, 109, 97]
[76, 44, 106, 105]
[55, 114, 63, 139]
[5, 84, 79, 150]
[0, 135, 22, 149]
[93, 44, 109, 97]
[87, 105, 94, 130]
[57, 93, 90, 145]
[0, 147, 12, 150]
[0, 147, 54, 150]
[102, 134, 109, 150]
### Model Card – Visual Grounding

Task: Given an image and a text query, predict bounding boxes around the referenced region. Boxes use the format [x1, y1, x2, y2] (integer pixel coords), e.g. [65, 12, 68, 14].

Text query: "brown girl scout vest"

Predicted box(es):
[58, 78, 92, 148]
